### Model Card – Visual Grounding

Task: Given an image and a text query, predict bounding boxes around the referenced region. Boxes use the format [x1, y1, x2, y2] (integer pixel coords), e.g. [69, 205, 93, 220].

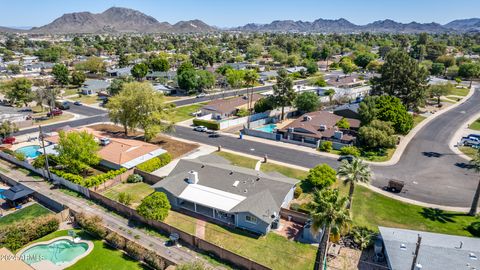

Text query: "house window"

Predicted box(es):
[245, 215, 257, 224]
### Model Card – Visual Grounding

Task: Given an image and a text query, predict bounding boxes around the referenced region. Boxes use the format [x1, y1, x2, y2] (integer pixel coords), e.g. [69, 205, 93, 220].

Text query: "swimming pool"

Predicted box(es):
[15, 145, 41, 159]
[0, 188, 5, 200]
[255, 124, 278, 133]
[21, 239, 89, 266]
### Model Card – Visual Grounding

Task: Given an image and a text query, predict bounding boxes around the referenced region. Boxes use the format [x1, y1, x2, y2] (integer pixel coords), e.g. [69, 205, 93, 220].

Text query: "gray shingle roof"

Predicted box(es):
[379, 226, 480, 270]
[153, 159, 298, 223]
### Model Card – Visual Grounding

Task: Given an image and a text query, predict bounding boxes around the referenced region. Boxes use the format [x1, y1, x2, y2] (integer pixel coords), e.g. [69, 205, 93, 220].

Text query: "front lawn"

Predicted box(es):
[470, 118, 480, 131]
[447, 86, 469, 97]
[215, 151, 258, 169]
[33, 113, 75, 125]
[205, 223, 317, 270]
[70, 94, 101, 104]
[0, 203, 52, 226]
[260, 163, 308, 180]
[171, 103, 206, 122]
[362, 148, 395, 162]
[413, 114, 427, 127]
[23, 230, 147, 270]
[102, 182, 154, 209]
[459, 146, 477, 159]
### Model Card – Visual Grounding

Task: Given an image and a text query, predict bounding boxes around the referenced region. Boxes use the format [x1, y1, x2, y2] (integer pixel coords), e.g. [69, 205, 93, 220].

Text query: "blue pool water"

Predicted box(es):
[15, 145, 41, 159]
[0, 189, 5, 199]
[255, 124, 277, 133]
[21, 239, 89, 266]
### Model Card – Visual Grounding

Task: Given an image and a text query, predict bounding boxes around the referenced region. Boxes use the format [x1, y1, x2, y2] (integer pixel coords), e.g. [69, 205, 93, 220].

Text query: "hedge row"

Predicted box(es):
[51, 167, 127, 188]
[136, 153, 172, 173]
[193, 119, 220, 130]
[0, 215, 59, 250]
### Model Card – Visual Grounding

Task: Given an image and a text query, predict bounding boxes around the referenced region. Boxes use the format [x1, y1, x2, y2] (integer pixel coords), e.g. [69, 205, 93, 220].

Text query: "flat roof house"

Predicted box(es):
[277, 111, 360, 149]
[201, 94, 263, 120]
[80, 79, 111, 95]
[153, 159, 299, 235]
[106, 66, 132, 77]
[379, 226, 480, 270]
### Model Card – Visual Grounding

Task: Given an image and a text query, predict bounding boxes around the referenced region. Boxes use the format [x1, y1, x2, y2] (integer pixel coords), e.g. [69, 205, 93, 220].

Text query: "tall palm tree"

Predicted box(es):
[310, 188, 350, 269]
[469, 149, 480, 216]
[337, 157, 372, 209]
[244, 70, 259, 128]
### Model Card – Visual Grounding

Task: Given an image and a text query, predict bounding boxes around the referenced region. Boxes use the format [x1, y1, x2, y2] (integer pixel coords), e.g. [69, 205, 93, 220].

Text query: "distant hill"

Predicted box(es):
[444, 18, 480, 32]
[0, 26, 27, 33]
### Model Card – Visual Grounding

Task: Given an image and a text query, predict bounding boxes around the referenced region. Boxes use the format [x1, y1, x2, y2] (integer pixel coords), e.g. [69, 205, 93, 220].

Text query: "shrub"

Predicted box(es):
[125, 241, 144, 261]
[0, 215, 59, 250]
[136, 153, 172, 173]
[340, 146, 361, 157]
[105, 231, 126, 249]
[336, 118, 350, 129]
[144, 250, 166, 270]
[467, 221, 480, 237]
[305, 164, 337, 189]
[294, 186, 303, 199]
[51, 167, 127, 188]
[193, 119, 220, 130]
[14, 151, 26, 161]
[2, 148, 14, 155]
[236, 108, 249, 117]
[127, 174, 143, 183]
[290, 202, 312, 214]
[318, 141, 333, 152]
[118, 192, 133, 206]
[75, 213, 107, 238]
[350, 226, 376, 250]
[137, 192, 171, 222]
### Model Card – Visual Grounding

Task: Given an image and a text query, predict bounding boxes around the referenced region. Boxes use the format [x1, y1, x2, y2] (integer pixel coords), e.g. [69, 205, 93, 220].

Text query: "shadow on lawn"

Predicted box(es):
[420, 208, 467, 223]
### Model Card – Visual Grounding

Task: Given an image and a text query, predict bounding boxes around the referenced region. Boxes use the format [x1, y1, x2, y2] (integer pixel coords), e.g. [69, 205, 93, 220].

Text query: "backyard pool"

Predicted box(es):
[15, 145, 41, 159]
[0, 188, 5, 199]
[21, 238, 90, 266]
[255, 124, 278, 133]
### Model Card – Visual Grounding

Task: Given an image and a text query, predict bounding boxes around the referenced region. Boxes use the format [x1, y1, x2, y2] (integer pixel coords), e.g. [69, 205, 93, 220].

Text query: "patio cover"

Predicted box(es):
[3, 184, 34, 201]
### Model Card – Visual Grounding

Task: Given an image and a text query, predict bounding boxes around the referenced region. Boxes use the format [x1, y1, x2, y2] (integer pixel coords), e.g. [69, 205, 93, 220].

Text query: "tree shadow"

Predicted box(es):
[455, 162, 476, 169]
[420, 208, 459, 223]
[422, 151, 443, 158]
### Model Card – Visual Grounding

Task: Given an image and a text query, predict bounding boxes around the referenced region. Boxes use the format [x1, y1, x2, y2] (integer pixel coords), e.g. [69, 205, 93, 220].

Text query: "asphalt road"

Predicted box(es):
[66, 103, 106, 116]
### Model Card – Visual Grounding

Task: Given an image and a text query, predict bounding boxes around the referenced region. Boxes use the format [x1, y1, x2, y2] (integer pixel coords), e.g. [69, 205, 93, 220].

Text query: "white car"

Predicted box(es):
[193, 126, 208, 132]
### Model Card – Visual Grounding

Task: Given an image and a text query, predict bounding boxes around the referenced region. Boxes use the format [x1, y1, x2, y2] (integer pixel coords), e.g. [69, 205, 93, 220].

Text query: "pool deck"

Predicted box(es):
[17, 236, 94, 270]
[10, 141, 41, 151]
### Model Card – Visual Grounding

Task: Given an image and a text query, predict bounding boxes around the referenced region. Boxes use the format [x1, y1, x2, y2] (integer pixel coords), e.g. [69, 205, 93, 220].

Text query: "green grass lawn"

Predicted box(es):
[102, 182, 154, 209]
[470, 118, 480, 131]
[22, 230, 147, 270]
[70, 95, 101, 104]
[170, 103, 206, 123]
[335, 185, 477, 237]
[459, 146, 477, 159]
[205, 223, 316, 270]
[413, 114, 427, 127]
[260, 163, 308, 180]
[34, 113, 75, 125]
[362, 148, 395, 162]
[215, 151, 258, 169]
[447, 86, 469, 97]
[0, 203, 52, 226]
[163, 211, 197, 235]
[63, 88, 80, 97]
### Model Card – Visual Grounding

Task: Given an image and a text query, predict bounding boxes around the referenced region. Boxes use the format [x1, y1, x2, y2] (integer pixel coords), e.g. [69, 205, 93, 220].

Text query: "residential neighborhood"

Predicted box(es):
[0, 1, 480, 270]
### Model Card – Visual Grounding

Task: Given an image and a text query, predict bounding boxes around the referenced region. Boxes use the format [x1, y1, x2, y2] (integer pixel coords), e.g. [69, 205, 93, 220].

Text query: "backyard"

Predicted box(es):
[102, 182, 154, 209]
[0, 203, 52, 226]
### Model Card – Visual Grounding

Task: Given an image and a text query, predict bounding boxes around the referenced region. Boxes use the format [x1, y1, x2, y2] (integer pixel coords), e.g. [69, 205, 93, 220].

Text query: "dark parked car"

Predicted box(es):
[338, 155, 354, 163]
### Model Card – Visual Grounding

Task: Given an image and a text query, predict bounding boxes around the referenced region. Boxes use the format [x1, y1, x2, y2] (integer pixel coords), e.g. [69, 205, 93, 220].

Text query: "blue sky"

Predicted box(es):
[2, 0, 479, 28]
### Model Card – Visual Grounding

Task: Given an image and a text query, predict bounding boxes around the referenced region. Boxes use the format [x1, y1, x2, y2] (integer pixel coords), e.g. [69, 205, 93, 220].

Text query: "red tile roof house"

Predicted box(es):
[200, 94, 263, 120]
[44, 127, 167, 170]
[277, 111, 360, 149]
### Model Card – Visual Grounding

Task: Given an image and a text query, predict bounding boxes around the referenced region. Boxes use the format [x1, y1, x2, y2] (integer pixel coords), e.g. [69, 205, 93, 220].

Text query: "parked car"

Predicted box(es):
[193, 126, 208, 132]
[55, 101, 70, 110]
[468, 134, 480, 140]
[338, 155, 354, 163]
[47, 108, 63, 117]
[73, 101, 82, 106]
[461, 136, 480, 147]
[386, 180, 405, 193]
[209, 131, 220, 138]
[190, 110, 202, 116]
[2, 137, 15, 144]
[196, 93, 206, 98]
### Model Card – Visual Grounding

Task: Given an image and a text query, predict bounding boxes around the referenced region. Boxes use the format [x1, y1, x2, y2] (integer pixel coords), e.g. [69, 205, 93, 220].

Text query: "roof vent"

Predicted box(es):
[243, 189, 248, 193]
[187, 170, 199, 184]
[400, 244, 407, 250]
[319, 124, 327, 131]
[470, 253, 478, 260]
[256, 177, 260, 181]
[229, 171, 233, 175]
[303, 115, 312, 121]
[414, 263, 422, 270]
[233, 181, 239, 187]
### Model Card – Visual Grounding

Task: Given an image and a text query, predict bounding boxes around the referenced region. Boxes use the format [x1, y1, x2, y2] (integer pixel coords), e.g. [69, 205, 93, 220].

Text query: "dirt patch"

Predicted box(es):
[88, 124, 198, 159]
[327, 247, 388, 270]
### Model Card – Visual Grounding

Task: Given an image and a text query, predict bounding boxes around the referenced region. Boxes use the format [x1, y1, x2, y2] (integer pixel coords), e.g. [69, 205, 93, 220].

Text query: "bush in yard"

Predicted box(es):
[177, 262, 210, 270]
[105, 231, 126, 249]
[305, 164, 337, 189]
[467, 221, 480, 237]
[118, 192, 133, 206]
[294, 185, 303, 199]
[350, 226, 376, 250]
[340, 146, 361, 157]
[192, 119, 220, 130]
[0, 215, 59, 250]
[137, 192, 171, 221]
[236, 108, 249, 117]
[318, 141, 333, 152]
[75, 213, 107, 238]
[144, 250, 166, 270]
[289, 202, 311, 214]
[136, 153, 172, 172]
[125, 241, 144, 261]
[127, 174, 143, 183]
[14, 151, 26, 161]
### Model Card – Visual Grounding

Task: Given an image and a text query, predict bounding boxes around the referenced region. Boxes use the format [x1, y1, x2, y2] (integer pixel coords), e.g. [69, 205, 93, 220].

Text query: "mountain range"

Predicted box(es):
[0, 7, 479, 34]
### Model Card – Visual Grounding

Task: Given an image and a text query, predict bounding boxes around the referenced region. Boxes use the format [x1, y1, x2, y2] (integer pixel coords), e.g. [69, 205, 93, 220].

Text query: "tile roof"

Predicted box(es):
[202, 94, 263, 114]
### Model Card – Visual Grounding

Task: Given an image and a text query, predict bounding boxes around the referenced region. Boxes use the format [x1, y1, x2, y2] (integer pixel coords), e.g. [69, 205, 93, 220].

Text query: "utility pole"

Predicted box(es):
[411, 234, 422, 270]
[39, 125, 52, 182]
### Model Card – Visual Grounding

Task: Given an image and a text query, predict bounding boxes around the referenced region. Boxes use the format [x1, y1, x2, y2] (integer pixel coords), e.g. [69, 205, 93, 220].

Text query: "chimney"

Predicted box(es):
[187, 170, 199, 184]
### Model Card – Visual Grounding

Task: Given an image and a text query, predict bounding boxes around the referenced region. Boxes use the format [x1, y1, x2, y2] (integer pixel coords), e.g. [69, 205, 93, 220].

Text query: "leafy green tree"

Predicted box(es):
[371, 50, 429, 110]
[319, 46, 332, 70]
[354, 52, 376, 69]
[131, 63, 149, 81]
[309, 75, 327, 87]
[358, 120, 397, 150]
[71, 71, 86, 87]
[339, 57, 357, 75]
[137, 192, 171, 221]
[254, 96, 276, 113]
[359, 95, 413, 134]
[0, 121, 18, 139]
[215, 64, 233, 76]
[107, 77, 133, 96]
[226, 69, 245, 90]
[366, 60, 382, 72]
[431, 62, 445, 76]
[178, 69, 198, 94]
[436, 55, 455, 68]
[1, 78, 33, 106]
[244, 69, 260, 115]
[56, 130, 100, 174]
[469, 149, 480, 216]
[75, 56, 105, 74]
[196, 70, 216, 91]
[319, 141, 333, 152]
[294, 92, 319, 113]
[336, 118, 350, 129]
[429, 83, 451, 106]
[340, 146, 360, 157]
[458, 62, 480, 87]
[305, 60, 319, 75]
[337, 157, 371, 209]
[7, 64, 21, 74]
[306, 164, 337, 189]
[149, 57, 170, 72]
[273, 69, 296, 120]
[52, 64, 70, 86]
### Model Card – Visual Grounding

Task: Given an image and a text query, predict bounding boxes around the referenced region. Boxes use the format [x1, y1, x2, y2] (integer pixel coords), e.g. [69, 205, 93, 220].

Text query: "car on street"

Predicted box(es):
[2, 137, 15, 144]
[47, 108, 63, 117]
[338, 155, 354, 163]
[461, 136, 480, 147]
[196, 93, 206, 98]
[208, 131, 220, 138]
[74, 101, 82, 106]
[193, 126, 208, 132]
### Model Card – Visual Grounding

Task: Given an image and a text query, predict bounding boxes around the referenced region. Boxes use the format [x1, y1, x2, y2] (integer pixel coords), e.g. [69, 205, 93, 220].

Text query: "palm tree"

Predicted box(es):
[469, 149, 480, 216]
[244, 70, 259, 128]
[337, 157, 371, 209]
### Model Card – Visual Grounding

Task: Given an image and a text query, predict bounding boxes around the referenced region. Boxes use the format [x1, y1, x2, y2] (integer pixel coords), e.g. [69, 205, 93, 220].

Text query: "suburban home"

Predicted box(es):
[326, 75, 365, 88]
[277, 111, 360, 149]
[379, 226, 480, 270]
[200, 94, 263, 120]
[106, 66, 132, 77]
[44, 127, 167, 170]
[80, 79, 111, 95]
[146, 71, 176, 81]
[153, 159, 299, 235]
[286, 66, 307, 73]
